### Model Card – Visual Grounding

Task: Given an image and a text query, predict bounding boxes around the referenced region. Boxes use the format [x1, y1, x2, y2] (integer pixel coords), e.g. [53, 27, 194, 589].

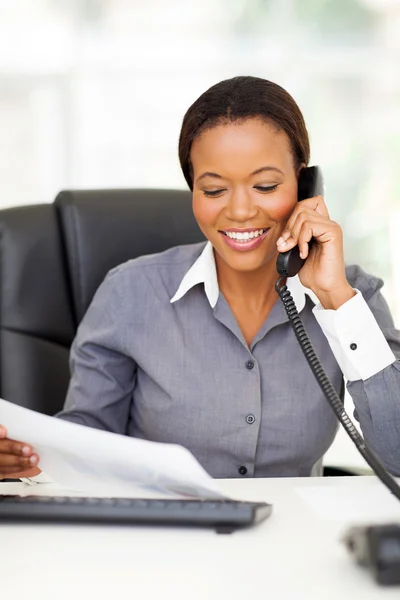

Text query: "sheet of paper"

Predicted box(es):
[0, 399, 228, 499]
[295, 480, 400, 523]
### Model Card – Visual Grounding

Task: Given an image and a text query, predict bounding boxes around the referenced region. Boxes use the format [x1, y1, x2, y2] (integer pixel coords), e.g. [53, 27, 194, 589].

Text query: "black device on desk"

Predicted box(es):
[343, 524, 400, 586]
[0, 495, 272, 534]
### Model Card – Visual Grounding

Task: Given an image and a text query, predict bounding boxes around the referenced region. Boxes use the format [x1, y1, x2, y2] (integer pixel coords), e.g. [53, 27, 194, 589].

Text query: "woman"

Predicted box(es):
[1, 76, 399, 481]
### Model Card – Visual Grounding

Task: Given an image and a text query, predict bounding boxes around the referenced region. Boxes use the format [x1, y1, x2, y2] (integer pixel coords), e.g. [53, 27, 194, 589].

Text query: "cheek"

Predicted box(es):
[265, 191, 297, 223]
[192, 193, 220, 226]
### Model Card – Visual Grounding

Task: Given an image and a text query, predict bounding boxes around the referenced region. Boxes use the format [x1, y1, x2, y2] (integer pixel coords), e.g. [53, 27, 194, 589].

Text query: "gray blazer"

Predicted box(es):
[58, 243, 400, 478]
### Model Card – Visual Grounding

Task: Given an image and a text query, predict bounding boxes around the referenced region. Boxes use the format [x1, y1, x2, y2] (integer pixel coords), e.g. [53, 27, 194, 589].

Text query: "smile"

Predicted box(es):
[218, 228, 270, 251]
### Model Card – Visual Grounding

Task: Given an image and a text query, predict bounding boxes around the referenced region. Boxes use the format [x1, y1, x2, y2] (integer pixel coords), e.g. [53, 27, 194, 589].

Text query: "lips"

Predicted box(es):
[218, 228, 270, 252]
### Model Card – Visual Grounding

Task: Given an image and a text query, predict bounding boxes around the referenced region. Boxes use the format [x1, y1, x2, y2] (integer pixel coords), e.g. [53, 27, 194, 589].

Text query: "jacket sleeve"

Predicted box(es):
[56, 267, 137, 435]
[314, 265, 400, 476]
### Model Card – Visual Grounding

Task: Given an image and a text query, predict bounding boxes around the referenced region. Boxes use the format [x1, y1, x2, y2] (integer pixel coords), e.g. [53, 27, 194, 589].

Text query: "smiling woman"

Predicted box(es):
[1, 76, 400, 483]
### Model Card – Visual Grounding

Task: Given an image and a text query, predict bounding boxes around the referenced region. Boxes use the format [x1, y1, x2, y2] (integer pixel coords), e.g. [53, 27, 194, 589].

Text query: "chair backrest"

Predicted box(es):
[0, 189, 203, 415]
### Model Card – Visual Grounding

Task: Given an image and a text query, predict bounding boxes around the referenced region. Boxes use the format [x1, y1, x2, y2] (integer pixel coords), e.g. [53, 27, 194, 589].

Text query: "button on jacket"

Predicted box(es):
[58, 242, 400, 478]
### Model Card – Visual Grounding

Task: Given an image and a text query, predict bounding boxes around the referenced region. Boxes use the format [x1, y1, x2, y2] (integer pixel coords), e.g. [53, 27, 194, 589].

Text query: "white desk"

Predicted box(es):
[1, 476, 400, 600]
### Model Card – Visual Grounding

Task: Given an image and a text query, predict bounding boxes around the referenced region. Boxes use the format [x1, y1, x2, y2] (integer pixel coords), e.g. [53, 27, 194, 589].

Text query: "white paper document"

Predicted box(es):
[0, 399, 228, 499]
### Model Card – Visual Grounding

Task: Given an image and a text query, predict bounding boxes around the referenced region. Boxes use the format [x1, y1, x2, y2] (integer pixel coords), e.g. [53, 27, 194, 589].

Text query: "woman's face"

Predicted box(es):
[191, 118, 299, 273]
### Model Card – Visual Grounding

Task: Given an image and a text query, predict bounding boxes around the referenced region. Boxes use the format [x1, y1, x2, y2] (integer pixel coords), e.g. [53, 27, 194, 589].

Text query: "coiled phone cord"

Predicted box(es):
[275, 276, 400, 502]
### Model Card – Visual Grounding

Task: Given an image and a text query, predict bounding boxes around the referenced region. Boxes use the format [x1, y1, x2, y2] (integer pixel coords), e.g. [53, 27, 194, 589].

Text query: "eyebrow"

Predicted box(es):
[252, 166, 284, 176]
[196, 166, 284, 183]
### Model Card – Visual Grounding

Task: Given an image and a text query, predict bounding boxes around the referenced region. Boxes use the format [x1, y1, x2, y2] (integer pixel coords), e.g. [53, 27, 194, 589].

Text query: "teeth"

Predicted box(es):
[225, 229, 265, 241]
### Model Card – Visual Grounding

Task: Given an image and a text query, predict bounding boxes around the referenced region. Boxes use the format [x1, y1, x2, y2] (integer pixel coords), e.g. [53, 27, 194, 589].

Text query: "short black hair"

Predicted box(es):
[178, 75, 310, 190]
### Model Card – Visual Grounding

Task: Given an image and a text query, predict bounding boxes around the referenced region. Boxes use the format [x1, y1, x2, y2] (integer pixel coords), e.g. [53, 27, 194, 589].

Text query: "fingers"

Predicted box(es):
[0, 426, 35, 458]
[0, 466, 41, 481]
[277, 208, 341, 259]
[0, 452, 38, 469]
[299, 195, 329, 217]
[285, 196, 328, 230]
[0, 453, 39, 482]
[296, 224, 314, 260]
[0, 427, 40, 480]
[0, 438, 32, 455]
[0, 455, 39, 480]
[277, 211, 320, 257]
[291, 212, 322, 259]
[283, 196, 328, 238]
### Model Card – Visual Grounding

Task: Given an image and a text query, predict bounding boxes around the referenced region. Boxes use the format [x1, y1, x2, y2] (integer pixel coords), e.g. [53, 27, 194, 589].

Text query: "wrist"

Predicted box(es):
[315, 284, 356, 310]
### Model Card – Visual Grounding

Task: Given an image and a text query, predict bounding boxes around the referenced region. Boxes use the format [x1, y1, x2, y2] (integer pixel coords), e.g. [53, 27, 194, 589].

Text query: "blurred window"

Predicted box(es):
[0, 0, 398, 321]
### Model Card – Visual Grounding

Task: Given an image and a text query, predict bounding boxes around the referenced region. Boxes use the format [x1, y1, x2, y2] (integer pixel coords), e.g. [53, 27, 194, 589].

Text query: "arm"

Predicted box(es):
[313, 270, 400, 476]
[57, 266, 137, 434]
[277, 195, 400, 476]
[18, 267, 137, 485]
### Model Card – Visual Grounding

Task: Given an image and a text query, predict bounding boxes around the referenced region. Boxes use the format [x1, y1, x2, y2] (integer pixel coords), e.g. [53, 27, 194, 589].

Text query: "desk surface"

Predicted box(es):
[1, 476, 400, 600]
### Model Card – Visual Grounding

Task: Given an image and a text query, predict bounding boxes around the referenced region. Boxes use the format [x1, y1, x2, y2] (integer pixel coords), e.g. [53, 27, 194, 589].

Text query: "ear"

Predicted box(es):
[296, 163, 307, 179]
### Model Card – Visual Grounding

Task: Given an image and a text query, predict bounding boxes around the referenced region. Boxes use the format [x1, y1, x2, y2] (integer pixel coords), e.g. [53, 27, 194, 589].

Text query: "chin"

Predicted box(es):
[215, 246, 275, 273]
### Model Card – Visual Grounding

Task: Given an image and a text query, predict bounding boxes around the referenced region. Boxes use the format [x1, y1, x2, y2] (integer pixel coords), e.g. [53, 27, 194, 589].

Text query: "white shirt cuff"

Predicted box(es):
[312, 289, 396, 381]
[20, 471, 54, 485]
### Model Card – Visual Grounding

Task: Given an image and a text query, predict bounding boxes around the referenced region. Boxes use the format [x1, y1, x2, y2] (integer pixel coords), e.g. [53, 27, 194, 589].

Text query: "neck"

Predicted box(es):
[215, 251, 281, 309]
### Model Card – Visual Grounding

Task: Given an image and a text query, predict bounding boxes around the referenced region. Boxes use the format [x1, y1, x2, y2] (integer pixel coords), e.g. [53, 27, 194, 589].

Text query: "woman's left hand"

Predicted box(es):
[276, 195, 356, 310]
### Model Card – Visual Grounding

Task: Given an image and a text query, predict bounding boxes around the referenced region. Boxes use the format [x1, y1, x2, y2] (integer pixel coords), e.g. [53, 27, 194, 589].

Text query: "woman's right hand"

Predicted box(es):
[0, 424, 41, 480]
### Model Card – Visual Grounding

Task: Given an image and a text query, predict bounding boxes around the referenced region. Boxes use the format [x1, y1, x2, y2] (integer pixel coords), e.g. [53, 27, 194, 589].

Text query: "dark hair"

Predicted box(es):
[178, 76, 310, 190]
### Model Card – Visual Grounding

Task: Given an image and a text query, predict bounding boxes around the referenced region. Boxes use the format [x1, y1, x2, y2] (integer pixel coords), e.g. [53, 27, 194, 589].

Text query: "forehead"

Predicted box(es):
[190, 118, 294, 177]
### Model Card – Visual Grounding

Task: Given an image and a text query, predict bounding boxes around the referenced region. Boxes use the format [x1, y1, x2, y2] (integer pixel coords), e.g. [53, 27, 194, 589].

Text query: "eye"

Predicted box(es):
[254, 184, 279, 193]
[202, 189, 226, 197]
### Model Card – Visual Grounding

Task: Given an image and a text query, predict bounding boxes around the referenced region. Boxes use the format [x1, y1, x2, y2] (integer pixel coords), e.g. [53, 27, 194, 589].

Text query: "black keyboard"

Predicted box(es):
[0, 495, 272, 533]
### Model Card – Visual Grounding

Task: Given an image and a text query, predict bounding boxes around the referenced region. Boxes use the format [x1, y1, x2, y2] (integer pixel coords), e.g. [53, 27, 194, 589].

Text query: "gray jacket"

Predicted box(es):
[58, 242, 400, 478]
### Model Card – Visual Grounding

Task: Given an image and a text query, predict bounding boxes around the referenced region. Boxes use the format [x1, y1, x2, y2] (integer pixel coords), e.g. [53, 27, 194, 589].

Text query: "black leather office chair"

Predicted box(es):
[0, 189, 203, 416]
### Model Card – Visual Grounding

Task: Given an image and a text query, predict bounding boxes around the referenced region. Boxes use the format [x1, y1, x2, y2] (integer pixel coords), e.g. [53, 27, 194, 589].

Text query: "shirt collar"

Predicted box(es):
[170, 241, 319, 310]
[170, 242, 219, 308]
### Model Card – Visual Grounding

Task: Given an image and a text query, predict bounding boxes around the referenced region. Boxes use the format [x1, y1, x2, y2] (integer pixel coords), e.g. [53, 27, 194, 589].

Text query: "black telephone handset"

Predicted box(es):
[276, 166, 324, 277]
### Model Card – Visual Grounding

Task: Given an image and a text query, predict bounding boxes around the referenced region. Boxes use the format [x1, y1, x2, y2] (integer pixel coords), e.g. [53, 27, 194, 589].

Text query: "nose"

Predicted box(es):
[224, 189, 258, 223]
